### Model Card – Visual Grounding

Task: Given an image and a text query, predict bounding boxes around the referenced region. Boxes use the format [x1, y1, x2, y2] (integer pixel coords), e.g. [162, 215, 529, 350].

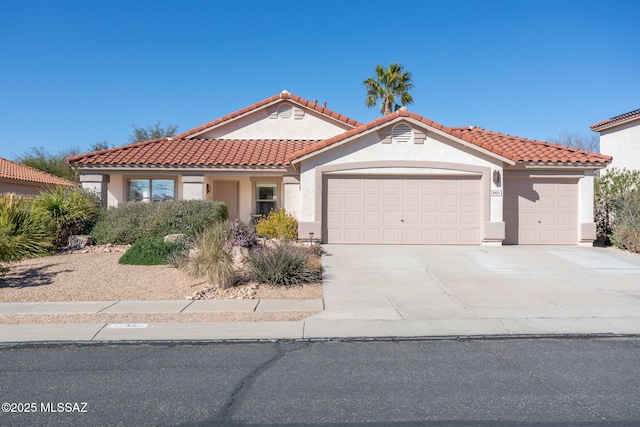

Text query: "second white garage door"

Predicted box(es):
[324, 176, 482, 244]
[504, 178, 578, 244]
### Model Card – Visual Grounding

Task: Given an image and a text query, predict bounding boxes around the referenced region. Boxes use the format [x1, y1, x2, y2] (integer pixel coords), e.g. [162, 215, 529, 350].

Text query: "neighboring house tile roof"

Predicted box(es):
[287, 109, 611, 165]
[67, 139, 321, 167]
[174, 92, 361, 139]
[590, 108, 640, 132]
[0, 157, 77, 186]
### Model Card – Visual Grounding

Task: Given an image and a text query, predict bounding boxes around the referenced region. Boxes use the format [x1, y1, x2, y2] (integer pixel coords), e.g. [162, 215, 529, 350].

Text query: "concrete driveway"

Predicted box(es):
[308, 245, 640, 336]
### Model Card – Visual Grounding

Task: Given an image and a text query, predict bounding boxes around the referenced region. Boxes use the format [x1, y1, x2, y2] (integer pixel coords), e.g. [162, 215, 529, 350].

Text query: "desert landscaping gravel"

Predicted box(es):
[0, 249, 322, 323]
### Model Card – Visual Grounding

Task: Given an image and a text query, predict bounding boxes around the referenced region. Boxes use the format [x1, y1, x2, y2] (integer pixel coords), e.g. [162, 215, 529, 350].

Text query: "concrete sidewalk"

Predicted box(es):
[1, 245, 640, 343]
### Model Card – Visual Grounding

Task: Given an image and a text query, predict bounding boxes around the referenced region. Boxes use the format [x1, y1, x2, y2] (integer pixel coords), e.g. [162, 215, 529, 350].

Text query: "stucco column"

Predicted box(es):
[283, 175, 301, 219]
[578, 170, 596, 246]
[181, 175, 205, 201]
[483, 167, 505, 246]
[79, 174, 109, 207]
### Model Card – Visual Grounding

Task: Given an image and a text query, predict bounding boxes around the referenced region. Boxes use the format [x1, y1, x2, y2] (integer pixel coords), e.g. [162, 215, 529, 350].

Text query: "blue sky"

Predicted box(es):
[1, 0, 638, 160]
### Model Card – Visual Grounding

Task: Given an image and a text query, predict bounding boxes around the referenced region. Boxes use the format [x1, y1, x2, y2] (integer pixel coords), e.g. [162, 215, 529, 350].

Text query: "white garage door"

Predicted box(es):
[324, 176, 482, 244]
[504, 178, 578, 244]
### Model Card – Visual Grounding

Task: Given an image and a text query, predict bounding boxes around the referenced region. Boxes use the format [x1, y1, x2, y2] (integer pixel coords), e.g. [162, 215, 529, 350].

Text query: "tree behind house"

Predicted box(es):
[14, 146, 81, 182]
[129, 122, 178, 144]
[548, 131, 599, 152]
[364, 63, 414, 115]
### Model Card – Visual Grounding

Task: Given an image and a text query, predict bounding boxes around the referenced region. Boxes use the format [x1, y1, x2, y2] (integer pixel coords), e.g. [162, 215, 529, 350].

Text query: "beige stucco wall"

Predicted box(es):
[196, 104, 353, 140]
[107, 174, 124, 207]
[599, 120, 640, 171]
[0, 180, 51, 195]
[283, 176, 301, 220]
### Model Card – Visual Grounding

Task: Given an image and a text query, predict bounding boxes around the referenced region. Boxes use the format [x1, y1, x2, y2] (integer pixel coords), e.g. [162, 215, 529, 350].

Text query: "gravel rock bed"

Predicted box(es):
[0, 247, 323, 323]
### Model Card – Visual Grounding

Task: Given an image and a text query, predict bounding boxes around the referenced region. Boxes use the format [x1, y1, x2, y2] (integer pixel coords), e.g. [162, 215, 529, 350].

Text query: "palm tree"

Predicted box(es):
[364, 63, 414, 115]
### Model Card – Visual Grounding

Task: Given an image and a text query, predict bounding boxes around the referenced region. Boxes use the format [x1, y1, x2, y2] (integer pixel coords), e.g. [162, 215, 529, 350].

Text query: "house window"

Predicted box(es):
[255, 182, 277, 215]
[392, 124, 412, 144]
[127, 179, 175, 202]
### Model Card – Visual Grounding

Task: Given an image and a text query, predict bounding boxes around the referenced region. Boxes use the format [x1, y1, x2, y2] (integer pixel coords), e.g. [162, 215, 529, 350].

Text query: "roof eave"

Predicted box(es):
[590, 112, 640, 132]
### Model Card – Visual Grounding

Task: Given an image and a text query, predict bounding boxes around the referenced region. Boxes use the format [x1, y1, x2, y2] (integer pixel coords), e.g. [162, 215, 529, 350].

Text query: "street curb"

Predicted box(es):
[2, 332, 640, 348]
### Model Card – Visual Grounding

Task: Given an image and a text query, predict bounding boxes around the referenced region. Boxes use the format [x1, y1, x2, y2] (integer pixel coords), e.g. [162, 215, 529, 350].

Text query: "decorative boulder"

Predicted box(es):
[67, 235, 94, 250]
[164, 234, 184, 243]
[231, 246, 249, 265]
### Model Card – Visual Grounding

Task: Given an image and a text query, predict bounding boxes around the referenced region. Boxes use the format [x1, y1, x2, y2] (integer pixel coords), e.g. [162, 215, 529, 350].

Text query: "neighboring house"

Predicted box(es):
[68, 90, 611, 246]
[0, 157, 77, 195]
[590, 108, 640, 171]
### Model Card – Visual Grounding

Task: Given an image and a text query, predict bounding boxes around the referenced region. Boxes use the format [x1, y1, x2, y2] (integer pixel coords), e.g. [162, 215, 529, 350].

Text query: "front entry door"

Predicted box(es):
[212, 181, 239, 219]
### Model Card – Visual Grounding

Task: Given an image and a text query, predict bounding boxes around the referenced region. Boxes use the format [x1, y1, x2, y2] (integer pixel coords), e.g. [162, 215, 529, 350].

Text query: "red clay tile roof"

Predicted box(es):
[174, 92, 361, 139]
[590, 108, 640, 131]
[287, 110, 611, 165]
[0, 157, 77, 187]
[67, 139, 320, 167]
[457, 127, 611, 164]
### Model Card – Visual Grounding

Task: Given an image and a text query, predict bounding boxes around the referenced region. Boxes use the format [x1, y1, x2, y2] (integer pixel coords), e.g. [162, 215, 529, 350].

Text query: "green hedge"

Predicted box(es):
[91, 200, 227, 245]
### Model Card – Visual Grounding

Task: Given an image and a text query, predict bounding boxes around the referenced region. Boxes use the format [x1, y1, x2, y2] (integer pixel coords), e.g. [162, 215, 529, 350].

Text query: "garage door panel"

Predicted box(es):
[345, 180, 363, 190]
[325, 176, 481, 244]
[442, 194, 459, 208]
[460, 229, 480, 243]
[364, 179, 382, 189]
[461, 194, 479, 208]
[442, 213, 459, 225]
[344, 211, 362, 224]
[364, 211, 381, 225]
[364, 194, 381, 207]
[383, 211, 401, 224]
[382, 228, 401, 243]
[421, 194, 438, 207]
[403, 180, 420, 190]
[344, 229, 363, 242]
[421, 212, 439, 226]
[558, 196, 575, 209]
[403, 194, 420, 208]
[345, 194, 362, 207]
[383, 194, 400, 207]
[461, 212, 479, 225]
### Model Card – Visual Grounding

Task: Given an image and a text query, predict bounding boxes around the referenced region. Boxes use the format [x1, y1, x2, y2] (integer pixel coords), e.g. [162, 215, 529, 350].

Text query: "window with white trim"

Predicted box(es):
[127, 179, 175, 202]
[255, 182, 277, 215]
[392, 124, 412, 144]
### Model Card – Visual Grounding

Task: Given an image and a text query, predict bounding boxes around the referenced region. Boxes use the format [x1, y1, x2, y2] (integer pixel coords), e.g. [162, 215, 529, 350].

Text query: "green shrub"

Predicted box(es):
[594, 168, 640, 246]
[247, 242, 321, 287]
[182, 223, 235, 289]
[32, 187, 100, 249]
[0, 194, 52, 268]
[611, 192, 640, 253]
[91, 200, 227, 245]
[119, 238, 185, 265]
[255, 208, 298, 241]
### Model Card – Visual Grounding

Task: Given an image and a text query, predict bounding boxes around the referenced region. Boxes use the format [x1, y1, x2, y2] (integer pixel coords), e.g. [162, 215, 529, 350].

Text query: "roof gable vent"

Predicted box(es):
[392, 124, 412, 144]
[278, 104, 293, 119]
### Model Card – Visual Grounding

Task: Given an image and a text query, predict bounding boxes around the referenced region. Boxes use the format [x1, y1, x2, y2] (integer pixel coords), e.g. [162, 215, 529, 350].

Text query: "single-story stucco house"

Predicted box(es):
[68, 91, 611, 246]
[0, 157, 77, 195]
[590, 108, 640, 171]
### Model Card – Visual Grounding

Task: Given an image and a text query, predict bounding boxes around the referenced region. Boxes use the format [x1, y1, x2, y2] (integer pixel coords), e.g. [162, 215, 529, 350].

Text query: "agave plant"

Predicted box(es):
[0, 194, 52, 266]
[32, 187, 100, 249]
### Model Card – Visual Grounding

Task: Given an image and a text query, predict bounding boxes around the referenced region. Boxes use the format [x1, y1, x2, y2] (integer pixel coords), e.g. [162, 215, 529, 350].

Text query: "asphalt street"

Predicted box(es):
[1, 338, 639, 426]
